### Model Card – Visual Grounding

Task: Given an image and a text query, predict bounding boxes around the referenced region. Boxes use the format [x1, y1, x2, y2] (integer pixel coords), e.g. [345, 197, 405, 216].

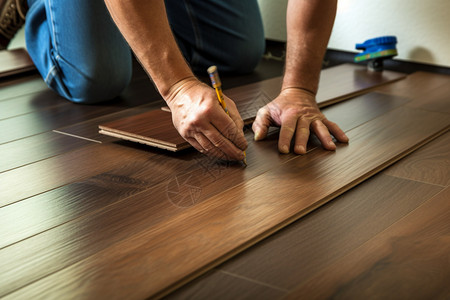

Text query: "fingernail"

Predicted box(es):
[281, 145, 289, 154]
[329, 141, 336, 148]
[254, 131, 261, 141]
[295, 145, 306, 154]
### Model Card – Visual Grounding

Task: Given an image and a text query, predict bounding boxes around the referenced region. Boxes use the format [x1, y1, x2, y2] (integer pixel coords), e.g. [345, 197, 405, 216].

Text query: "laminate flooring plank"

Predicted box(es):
[164, 270, 286, 300]
[0, 101, 127, 144]
[384, 131, 450, 186]
[4, 106, 449, 299]
[284, 186, 450, 300]
[0, 93, 415, 295]
[0, 131, 93, 173]
[0, 142, 154, 207]
[0, 75, 48, 102]
[375, 71, 450, 114]
[1, 91, 401, 249]
[315, 63, 405, 106]
[375, 71, 450, 100]
[215, 174, 442, 290]
[407, 80, 450, 114]
[0, 89, 66, 120]
[0, 48, 35, 78]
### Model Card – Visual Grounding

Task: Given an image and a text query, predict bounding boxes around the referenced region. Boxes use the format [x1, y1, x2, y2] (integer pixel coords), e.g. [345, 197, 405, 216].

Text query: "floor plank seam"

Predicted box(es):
[217, 270, 289, 293]
[52, 130, 102, 143]
[383, 173, 448, 188]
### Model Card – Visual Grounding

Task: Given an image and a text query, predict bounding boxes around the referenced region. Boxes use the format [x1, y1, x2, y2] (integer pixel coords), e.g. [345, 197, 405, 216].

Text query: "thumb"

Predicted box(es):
[252, 105, 272, 141]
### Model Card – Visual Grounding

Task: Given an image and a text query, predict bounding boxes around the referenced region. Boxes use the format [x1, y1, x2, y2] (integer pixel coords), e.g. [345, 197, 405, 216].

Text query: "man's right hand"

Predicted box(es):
[165, 77, 247, 161]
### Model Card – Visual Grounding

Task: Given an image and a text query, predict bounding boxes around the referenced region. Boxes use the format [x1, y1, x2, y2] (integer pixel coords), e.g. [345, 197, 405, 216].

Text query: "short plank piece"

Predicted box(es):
[0, 48, 35, 78]
[4, 106, 449, 300]
[99, 110, 188, 151]
[98, 64, 405, 151]
[284, 186, 450, 300]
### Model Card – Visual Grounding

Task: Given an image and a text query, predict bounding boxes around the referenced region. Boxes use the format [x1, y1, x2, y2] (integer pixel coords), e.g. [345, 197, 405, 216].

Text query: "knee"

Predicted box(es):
[67, 66, 132, 104]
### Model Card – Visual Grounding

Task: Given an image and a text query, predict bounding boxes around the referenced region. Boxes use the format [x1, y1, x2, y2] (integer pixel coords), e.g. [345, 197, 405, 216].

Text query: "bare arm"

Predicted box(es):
[104, 0, 247, 160]
[253, 0, 348, 154]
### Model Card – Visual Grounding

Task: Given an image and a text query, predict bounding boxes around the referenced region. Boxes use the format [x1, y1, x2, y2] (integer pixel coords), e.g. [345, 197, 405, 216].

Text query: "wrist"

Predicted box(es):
[164, 76, 199, 106]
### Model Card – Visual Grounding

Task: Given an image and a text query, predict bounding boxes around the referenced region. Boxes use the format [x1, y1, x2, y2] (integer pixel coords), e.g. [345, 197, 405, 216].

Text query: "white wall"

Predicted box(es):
[258, 0, 450, 67]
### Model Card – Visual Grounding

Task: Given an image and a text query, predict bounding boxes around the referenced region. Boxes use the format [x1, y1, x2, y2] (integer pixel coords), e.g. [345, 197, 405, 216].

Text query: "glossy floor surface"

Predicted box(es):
[1, 55, 449, 299]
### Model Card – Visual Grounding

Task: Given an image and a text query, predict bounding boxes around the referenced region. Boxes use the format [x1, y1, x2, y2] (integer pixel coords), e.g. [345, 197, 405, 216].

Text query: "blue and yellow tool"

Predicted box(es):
[354, 36, 398, 71]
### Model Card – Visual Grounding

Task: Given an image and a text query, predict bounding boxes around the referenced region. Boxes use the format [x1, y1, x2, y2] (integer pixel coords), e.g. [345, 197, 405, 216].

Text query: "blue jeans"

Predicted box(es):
[25, 0, 265, 103]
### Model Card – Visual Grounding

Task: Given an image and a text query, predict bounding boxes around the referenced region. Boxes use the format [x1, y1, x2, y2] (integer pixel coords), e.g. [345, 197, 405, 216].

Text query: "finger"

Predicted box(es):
[212, 108, 248, 151]
[311, 119, 336, 151]
[224, 96, 245, 131]
[203, 126, 245, 161]
[193, 132, 228, 159]
[278, 116, 298, 154]
[322, 119, 349, 143]
[185, 137, 205, 154]
[252, 106, 271, 141]
[294, 118, 311, 154]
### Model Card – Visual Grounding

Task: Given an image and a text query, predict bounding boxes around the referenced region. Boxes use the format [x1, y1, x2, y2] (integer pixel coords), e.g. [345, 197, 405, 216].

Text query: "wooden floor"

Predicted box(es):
[0, 56, 449, 299]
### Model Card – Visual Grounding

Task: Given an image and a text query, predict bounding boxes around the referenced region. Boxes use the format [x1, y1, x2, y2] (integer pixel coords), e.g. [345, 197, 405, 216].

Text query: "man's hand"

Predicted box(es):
[252, 87, 348, 154]
[166, 77, 247, 160]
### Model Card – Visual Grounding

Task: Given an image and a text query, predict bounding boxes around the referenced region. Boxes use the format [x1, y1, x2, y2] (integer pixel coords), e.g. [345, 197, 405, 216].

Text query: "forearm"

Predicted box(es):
[104, 0, 194, 99]
[282, 0, 337, 94]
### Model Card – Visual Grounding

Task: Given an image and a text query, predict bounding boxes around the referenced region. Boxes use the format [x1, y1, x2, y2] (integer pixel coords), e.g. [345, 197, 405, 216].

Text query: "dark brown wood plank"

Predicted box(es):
[0, 75, 48, 102]
[0, 142, 154, 206]
[0, 92, 405, 252]
[0, 48, 35, 78]
[315, 63, 406, 106]
[284, 186, 450, 300]
[384, 131, 450, 186]
[375, 71, 450, 100]
[0, 89, 66, 120]
[164, 270, 286, 300]
[0, 101, 127, 144]
[216, 174, 442, 290]
[3, 105, 448, 299]
[0, 131, 94, 173]
[54, 103, 164, 142]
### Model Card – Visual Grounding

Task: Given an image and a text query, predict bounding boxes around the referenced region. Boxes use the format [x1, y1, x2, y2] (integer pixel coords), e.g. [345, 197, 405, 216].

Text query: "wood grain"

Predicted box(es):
[217, 174, 443, 290]
[384, 131, 450, 186]
[0, 100, 127, 144]
[0, 142, 154, 206]
[3, 105, 448, 299]
[284, 186, 450, 300]
[0, 48, 35, 78]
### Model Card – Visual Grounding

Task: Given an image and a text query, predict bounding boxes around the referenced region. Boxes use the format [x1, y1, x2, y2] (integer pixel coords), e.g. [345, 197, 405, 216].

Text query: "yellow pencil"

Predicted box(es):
[207, 65, 247, 165]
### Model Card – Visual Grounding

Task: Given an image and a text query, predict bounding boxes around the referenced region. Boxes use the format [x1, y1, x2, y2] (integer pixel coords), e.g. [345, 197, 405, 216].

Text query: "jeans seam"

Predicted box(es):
[47, 0, 58, 52]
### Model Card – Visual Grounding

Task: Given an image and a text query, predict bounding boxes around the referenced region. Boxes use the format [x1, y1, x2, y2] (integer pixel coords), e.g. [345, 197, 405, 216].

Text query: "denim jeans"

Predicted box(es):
[25, 0, 265, 103]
